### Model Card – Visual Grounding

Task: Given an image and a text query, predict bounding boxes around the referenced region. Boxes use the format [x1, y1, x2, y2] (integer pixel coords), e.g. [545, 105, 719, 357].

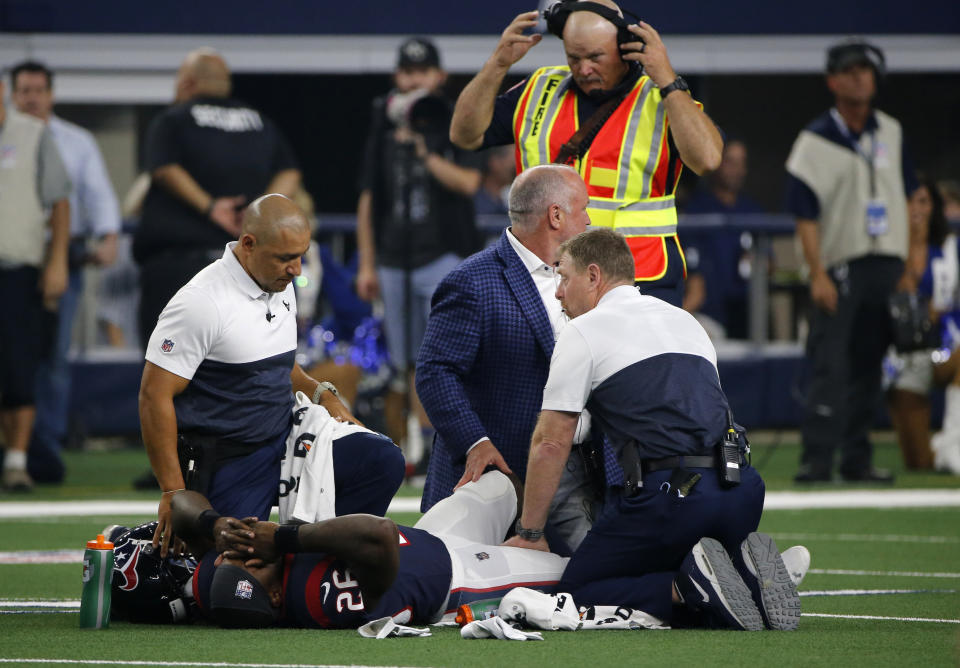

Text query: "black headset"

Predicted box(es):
[543, 1, 642, 48]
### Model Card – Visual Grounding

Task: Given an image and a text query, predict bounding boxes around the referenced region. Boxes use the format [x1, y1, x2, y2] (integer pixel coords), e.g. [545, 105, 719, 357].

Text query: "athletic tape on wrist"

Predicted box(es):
[274, 524, 302, 553]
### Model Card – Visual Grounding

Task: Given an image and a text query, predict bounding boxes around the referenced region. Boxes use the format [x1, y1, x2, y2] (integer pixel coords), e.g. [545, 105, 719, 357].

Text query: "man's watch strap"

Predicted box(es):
[514, 519, 544, 542]
[312, 381, 339, 404]
[660, 76, 690, 99]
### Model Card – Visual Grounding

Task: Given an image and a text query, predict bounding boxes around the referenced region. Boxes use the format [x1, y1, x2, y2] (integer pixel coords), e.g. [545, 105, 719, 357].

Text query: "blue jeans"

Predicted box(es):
[378, 253, 462, 371]
[28, 270, 84, 483]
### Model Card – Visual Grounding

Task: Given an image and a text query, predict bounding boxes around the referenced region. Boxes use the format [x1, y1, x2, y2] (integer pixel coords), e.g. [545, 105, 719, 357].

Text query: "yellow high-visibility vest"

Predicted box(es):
[513, 66, 691, 281]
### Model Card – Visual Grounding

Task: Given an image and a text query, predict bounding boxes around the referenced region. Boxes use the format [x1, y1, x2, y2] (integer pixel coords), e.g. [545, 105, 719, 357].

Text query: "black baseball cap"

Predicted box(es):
[208, 564, 279, 628]
[826, 39, 886, 77]
[397, 37, 441, 69]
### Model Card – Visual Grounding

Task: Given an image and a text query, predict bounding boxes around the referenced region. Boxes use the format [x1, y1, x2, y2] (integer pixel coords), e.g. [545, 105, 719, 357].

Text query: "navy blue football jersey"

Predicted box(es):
[193, 525, 452, 628]
[281, 525, 451, 628]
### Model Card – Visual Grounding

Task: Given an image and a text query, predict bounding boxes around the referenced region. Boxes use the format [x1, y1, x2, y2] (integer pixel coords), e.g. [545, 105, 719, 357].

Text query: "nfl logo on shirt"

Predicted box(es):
[160, 339, 175, 353]
[235, 580, 254, 600]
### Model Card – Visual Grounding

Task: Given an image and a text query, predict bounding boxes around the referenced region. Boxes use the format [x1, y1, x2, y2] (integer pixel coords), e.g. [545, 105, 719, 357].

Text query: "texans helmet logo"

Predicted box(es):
[116, 543, 143, 591]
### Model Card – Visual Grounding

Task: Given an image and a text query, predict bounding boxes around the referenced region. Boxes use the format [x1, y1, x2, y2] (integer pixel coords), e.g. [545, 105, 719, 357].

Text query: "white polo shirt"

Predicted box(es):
[542, 285, 729, 460]
[145, 242, 298, 445]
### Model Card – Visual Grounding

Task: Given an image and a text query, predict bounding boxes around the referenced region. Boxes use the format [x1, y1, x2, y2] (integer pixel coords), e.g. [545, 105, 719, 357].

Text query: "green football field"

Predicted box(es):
[1, 435, 958, 668]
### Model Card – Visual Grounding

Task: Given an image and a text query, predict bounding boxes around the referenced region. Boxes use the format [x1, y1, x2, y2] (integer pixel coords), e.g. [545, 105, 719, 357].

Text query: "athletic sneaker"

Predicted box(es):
[676, 538, 763, 631]
[931, 432, 960, 475]
[781, 545, 811, 588]
[739, 532, 801, 630]
[2, 468, 34, 493]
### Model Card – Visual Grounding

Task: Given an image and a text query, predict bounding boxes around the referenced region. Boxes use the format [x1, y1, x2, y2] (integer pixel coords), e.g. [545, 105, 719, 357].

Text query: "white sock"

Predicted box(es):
[4, 450, 27, 471]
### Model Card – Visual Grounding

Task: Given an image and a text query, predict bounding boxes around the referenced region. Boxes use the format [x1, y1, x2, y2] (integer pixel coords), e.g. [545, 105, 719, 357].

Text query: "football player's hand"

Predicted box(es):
[213, 516, 257, 554]
[220, 519, 281, 562]
[455, 440, 513, 490]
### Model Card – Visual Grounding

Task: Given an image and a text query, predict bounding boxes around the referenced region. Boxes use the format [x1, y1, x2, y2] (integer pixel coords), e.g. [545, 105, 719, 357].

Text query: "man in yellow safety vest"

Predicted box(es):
[450, 0, 723, 305]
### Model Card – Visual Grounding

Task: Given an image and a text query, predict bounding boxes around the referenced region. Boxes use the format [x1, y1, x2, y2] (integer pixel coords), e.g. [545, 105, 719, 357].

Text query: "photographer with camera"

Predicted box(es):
[355, 38, 482, 468]
[449, 0, 723, 307]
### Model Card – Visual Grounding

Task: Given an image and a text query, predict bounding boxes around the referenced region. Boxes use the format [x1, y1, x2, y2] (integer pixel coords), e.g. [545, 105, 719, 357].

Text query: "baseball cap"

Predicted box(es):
[397, 37, 441, 69]
[208, 564, 279, 628]
[826, 39, 885, 76]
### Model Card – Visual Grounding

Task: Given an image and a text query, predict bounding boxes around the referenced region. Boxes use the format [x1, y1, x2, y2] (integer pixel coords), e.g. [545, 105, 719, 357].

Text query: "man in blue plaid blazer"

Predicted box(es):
[416, 165, 595, 549]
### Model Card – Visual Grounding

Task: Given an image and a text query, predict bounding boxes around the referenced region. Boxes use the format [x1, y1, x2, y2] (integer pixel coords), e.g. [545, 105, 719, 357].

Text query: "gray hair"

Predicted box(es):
[507, 164, 580, 229]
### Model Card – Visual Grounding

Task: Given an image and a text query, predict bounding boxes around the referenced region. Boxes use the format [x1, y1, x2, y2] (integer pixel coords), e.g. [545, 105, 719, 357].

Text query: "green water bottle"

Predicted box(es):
[455, 597, 503, 626]
[79, 534, 114, 629]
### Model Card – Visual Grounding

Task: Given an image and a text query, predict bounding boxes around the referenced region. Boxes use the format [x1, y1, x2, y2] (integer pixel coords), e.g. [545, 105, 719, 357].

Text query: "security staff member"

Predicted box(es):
[504, 229, 799, 631]
[134, 48, 301, 349]
[139, 195, 404, 558]
[449, 0, 722, 306]
[786, 40, 917, 483]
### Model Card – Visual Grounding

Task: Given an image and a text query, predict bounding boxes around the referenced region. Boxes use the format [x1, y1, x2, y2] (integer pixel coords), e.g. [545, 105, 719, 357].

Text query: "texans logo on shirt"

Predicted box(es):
[160, 338, 175, 353]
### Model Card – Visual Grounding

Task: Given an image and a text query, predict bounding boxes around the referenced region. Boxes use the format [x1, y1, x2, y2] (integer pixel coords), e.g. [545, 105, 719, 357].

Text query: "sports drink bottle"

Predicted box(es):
[79, 534, 114, 629]
[455, 597, 502, 626]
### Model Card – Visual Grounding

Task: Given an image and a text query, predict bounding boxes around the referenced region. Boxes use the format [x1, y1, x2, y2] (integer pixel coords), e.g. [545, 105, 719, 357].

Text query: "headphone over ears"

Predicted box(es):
[543, 1, 642, 48]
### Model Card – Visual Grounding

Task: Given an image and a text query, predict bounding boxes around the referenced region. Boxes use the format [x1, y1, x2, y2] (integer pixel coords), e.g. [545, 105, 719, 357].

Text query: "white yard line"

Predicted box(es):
[800, 588, 955, 596]
[761, 489, 960, 509]
[808, 568, 960, 578]
[0, 661, 408, 668]
[1, 489, 958, 519]
[803, 612, 960, 624]
[772, 532, 959, 544]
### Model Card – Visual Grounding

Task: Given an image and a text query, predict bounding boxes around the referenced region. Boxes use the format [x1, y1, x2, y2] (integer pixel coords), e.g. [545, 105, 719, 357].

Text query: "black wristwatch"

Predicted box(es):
[660, 76, 690, 99]
[514, 519, 544, 542]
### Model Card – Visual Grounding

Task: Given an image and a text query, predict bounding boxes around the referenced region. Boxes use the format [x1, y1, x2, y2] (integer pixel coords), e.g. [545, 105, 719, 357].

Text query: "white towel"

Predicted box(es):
[357, 616, 432, 639]
[578, 605, 670, 630]
[460, 616, 543, 641]
[497, 588, 581, 631]
[278, 392, 372, 523]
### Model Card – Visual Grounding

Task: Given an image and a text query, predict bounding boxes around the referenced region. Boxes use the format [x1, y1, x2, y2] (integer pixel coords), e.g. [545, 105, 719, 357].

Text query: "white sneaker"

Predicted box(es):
[931, 432, 960, 475]
[781, 546, 811, 588]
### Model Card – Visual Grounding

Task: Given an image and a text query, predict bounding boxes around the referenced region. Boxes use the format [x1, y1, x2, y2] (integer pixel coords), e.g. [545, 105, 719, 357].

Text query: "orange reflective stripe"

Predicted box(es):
[549, 91, 578, 165]
[625, 235, 668, 282]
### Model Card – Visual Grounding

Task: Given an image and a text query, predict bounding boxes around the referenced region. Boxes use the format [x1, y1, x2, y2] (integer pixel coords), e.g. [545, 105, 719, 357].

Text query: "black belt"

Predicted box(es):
[642, 454, 719, 474]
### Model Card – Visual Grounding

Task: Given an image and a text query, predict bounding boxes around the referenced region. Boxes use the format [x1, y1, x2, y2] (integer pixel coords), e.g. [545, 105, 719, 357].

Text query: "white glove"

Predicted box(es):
[357, 616, 432, 639]
[461, 616, 543, 641]
[497, 588, 581, 631]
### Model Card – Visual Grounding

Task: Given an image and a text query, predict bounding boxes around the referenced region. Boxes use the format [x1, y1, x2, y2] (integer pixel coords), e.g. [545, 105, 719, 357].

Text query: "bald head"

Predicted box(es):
[565, 0, 623, 38]
[562, 0, 629, 94]
[242, 194, 310, 242]
[508, 165, 580, 230]
[235, 194, 312, 293]
[175, 48, 231, 101]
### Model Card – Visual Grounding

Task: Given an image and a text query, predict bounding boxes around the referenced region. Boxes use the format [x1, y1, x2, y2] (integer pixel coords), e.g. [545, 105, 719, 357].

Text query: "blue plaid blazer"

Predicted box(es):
[416, 231, 555, 511]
